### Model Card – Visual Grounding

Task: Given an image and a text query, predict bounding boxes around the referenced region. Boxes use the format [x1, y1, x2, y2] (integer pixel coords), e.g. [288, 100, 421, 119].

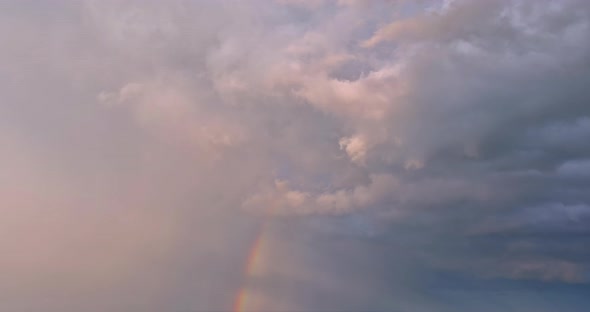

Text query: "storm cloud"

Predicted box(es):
[1, 0, 590, 311]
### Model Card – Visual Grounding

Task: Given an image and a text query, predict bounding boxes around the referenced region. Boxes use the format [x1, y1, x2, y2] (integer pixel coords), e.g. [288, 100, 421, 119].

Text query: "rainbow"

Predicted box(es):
[233, 221, 270, 312]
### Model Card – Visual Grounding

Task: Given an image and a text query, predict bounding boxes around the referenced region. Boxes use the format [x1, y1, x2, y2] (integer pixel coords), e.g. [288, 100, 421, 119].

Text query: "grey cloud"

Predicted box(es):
[1, 0, 590, 311]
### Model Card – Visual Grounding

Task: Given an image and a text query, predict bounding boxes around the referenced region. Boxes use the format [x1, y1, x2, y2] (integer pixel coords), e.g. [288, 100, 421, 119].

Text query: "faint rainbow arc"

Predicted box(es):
[233, 219, 271, 312]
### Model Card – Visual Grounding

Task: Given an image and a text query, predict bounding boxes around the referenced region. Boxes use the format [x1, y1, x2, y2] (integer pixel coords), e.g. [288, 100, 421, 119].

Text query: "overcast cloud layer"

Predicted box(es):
[1, 0, 590, 311]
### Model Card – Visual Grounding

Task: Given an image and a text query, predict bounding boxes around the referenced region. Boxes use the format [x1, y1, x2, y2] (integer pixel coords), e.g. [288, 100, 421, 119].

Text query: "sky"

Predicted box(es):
[1, 0, 590, 311]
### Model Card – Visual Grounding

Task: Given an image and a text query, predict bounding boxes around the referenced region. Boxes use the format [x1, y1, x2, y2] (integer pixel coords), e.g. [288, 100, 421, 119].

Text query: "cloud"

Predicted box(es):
[1, 0, 590, 311]
[243, 174, 398, 215]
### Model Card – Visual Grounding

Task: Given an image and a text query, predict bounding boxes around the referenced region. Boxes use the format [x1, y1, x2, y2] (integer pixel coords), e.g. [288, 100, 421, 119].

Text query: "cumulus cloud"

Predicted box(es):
[1, 0, 590, 311]
[243, 174, 398, 215]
